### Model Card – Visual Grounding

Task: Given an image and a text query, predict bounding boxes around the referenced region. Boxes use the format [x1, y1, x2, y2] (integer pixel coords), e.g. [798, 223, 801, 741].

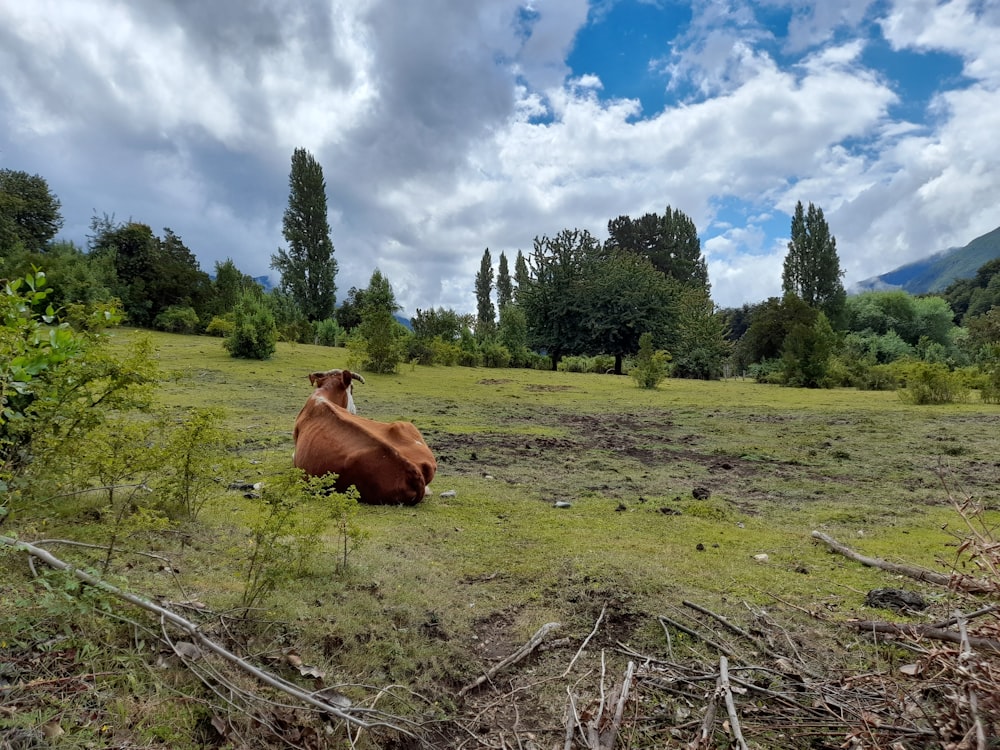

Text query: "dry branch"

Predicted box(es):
[458, 621, 561, 698]
[810, 530, 995, 593]
[0, 534, 412, 737]
[851, 619, 1000, 653]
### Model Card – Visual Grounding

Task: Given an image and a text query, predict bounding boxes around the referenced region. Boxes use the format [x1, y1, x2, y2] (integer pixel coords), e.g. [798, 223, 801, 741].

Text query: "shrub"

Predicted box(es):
[153, 305, 201, 334]
[897, 362, 969, 405]
[588, 354, 616, 374]
[205, 315, 235, 337]
[224, 291, 277, 360]
[557, 356, 589, 373]
[529, 353, 553, 371]
[431, 338, 461, 366]
[481, 342, 511, 368]
[631, 333, 671, 389]
[314, 317, 344, 347]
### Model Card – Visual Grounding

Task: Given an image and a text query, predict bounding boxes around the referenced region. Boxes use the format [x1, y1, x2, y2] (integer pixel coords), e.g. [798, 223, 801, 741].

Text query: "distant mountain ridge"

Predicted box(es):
[851, 225, 1000, 295]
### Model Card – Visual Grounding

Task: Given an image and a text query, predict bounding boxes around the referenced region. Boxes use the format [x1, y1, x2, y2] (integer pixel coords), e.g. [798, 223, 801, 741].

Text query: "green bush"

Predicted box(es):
[314, 317, 344, 347]
[224, 291, 277, 360]
[529, 353, 553, 371]
[431, 338, 461, 366]
[631, 333, 671, 389]
[205, 315, 235, 337]
[897, 362, 969, 405]
[481, 342, 512, 368]
[557, 356, 589, 373]
[153, 305, 201, 334]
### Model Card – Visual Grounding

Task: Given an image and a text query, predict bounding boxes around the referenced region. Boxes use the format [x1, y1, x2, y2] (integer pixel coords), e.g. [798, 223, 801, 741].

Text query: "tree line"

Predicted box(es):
[2, 157, 999, 399]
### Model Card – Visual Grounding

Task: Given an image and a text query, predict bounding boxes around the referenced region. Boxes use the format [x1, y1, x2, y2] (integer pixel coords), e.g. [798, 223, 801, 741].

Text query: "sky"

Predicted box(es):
[2, 0, 998, 317]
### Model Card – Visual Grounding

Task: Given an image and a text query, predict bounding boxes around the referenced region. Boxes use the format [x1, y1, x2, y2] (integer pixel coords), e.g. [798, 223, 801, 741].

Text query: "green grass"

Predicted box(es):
[3, 328, 999, 747]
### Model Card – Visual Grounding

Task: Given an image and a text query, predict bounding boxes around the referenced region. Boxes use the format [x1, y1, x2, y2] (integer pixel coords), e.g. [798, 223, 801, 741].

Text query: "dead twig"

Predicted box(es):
[0, 534, 413, 738]
[719, 656, 749, 750]
[458, 621, 561, 698]
[811, 530, 995, 594]
[564, 602, 606, 676]
[850, 620, 1000, 654]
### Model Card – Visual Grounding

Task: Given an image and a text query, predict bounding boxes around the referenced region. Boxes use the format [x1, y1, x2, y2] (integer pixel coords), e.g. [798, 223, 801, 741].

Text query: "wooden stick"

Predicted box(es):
[851, 620, 1000, 653]
[810, 531, 995, 593]
[458, 621, 561, 697]
[719, 656, 749, 750]
[0, 535, 410, 736]
[658, 614, 735, 657]
[956, 611, 987, 750]
[564, 602, 606, 676]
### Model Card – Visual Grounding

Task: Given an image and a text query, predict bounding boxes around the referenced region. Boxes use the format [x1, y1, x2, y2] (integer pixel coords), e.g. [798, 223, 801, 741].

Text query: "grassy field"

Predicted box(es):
[3, 328, 999, 748]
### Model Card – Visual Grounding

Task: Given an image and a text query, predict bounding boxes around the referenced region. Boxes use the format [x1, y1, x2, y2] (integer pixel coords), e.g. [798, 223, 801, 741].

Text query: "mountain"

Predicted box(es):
[851, 225, 1000, 295]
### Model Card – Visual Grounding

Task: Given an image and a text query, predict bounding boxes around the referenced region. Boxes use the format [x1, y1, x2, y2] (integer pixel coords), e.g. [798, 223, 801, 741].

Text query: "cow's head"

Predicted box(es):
[308, 369, 366, 414]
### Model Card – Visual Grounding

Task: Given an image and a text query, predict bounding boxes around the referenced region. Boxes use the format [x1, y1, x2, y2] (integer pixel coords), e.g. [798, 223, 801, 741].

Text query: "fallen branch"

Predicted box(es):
[458, 621, 561, 698]
[851, 619, 1000, 653]
[0, 534, 413, 737]
[719, 656, 749, 750]
[810, 530, 995, 593]
[658, 614, 735, 657]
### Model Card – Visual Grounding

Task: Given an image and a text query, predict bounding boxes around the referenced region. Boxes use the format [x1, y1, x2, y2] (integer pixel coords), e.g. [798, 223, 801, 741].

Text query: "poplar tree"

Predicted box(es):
[496, 251, 513, 310]
[271, 148, 337, 322]
[475, 248, 496, 338]
[513, 250, 530, 304]
[782, 201, 846, 326]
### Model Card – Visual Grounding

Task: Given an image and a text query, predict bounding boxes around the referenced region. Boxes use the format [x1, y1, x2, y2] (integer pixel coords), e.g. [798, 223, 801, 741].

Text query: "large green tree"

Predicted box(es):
[0, 169, 63, 253]
[271, 148, 337, 321]
[583, 249, 676, 374]
[513, 250, 530, 304]
[475, 248, 496, 339]
[782, 201, 846, 327]
[520, 229, 601, 368]
[606, 205, 708, 290]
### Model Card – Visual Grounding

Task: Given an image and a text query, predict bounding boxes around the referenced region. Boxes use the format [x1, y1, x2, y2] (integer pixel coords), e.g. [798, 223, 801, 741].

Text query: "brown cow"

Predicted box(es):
[292, 369, 436, 505]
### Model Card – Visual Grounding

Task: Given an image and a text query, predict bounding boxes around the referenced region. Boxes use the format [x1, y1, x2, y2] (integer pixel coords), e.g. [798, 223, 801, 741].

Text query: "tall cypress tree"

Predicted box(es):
[475, 248, 496, 339]
[496, 251, 513, 310]
[782, 201, 846, 327]
[271, 148, 337, 322]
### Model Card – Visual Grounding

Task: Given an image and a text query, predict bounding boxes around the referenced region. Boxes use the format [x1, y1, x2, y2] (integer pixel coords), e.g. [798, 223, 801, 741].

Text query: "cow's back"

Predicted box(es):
[293, 396, 436, 505]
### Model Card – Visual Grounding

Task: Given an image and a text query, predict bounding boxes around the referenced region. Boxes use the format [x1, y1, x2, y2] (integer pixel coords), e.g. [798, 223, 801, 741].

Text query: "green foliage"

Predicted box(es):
[0, 168, 63, 253]
[271, 147, 337, 321]
[979, 347, 1000, 404]
[430, 336, 461, 366]
[2, 272, 152, 506]
[357, 269, 405, 374]
[153, 304, 200, 333]
[224, 289, 277, 360]
[781, 311, 839, 388]
[521, 228, 601, 367]
[630, 332, 671, 389]
[782, 201, 846, 326]
[606, 205, 709, 289]
[240, 469, 362, 610]
[475, 247, 496, 339]
[211, 258, 258, 316]
[204, 314, 235, 337]
[480, 341, 511, 368]
[314, 316, 344, 347]
[158, 407, 234, 520]
[584, 249, 677, 374]
[671, 287, 732, 380]
[739, 294, 817, 368]
[266, 287, 313, 343]
[496, 251, 513, 310]
[896, 362, 970, 405]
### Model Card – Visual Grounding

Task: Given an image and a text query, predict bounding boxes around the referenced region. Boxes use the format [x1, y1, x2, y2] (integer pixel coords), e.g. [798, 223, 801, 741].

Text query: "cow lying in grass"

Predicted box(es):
[293, 369, 436, 505]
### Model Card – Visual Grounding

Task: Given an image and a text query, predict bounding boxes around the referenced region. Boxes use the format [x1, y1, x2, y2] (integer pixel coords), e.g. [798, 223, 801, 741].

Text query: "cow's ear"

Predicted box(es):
[308, 372, 323, 387]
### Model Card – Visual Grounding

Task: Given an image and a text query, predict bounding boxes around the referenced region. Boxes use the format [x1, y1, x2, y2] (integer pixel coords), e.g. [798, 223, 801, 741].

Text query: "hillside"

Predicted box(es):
[852, 224, 1000, 295]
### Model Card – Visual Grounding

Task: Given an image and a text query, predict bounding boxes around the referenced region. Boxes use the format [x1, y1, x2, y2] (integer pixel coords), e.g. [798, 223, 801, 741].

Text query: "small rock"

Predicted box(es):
[439, 490, 457, 498]
[554, 501, 572, 508]
[659, 507, 681, 515]
[615, 502, 627, 512]
[692, 486, 711, 500]
[696, 543, 705, 551]
[753, 553, 769, 562]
